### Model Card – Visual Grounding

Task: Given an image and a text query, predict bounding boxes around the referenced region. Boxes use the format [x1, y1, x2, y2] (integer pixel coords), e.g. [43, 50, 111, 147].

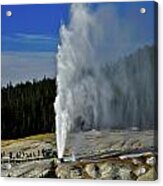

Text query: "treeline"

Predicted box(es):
[1, 77, 56, 139]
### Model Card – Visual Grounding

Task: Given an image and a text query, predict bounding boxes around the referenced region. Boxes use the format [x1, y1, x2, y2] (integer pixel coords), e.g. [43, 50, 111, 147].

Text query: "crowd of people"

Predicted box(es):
[1, 148, 57, 161]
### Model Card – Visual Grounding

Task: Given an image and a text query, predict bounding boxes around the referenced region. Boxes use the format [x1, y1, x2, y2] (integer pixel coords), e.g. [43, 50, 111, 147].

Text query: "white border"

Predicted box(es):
[0, 0, 157, 5]
[0, 0, 162, 186]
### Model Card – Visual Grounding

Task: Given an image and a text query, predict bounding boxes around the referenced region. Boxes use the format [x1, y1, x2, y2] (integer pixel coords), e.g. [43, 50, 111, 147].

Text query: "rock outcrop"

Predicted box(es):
[54, 152, 157, 180]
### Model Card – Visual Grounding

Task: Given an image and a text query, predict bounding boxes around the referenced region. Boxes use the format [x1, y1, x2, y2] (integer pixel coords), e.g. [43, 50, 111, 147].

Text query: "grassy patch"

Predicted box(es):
[1, 133, 55, 148]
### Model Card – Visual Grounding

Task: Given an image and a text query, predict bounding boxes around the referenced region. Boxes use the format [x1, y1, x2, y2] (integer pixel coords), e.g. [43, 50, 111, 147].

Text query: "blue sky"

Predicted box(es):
[1, 2, 156, 86]
[2, 4, 70, 52]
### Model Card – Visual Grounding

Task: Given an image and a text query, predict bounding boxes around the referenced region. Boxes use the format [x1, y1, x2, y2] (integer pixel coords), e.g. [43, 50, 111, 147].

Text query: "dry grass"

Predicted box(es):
[1, 133, 55, 148]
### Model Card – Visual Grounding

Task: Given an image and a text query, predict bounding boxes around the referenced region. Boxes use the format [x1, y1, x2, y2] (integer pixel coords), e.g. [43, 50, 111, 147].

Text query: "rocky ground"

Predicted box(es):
[1, 130, 157, 180]
[54, 150, 157, 180]
[54, 130, 157, 180]
[65, 130, 156, 157]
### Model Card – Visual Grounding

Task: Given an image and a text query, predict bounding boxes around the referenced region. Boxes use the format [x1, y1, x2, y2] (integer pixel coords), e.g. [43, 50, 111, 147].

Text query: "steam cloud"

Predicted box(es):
[54, 4, 155, 158]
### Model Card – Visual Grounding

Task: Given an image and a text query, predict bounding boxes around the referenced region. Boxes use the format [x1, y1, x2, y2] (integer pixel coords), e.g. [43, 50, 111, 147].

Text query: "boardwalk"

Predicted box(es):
[1, 159, 53, 178]
[1, 133, 56, 178]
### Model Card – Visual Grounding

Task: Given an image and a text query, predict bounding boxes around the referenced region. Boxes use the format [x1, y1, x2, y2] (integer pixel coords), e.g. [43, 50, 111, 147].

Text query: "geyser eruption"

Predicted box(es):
[55, 4, 155, 159]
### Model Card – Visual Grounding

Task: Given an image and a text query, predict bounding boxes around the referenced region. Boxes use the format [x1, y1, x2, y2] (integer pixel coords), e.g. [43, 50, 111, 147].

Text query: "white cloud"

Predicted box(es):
[4, 33, 57, 42]
[1, 51, 56, 86]
[2, 33, 58, 52]
[15, 33, 56, 41]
